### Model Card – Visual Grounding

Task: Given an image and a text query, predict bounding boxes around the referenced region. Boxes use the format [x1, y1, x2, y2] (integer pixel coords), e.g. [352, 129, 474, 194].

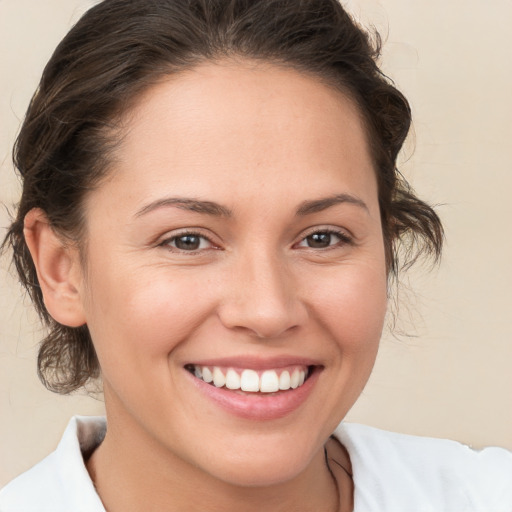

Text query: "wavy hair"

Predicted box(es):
[2, 0, 443, 393]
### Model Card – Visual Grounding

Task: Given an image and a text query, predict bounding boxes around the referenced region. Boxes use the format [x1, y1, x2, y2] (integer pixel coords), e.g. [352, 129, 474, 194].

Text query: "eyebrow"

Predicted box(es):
[296, 194, 369, 216]
[134, 197, 233, 218]
[134, 193, 368, 219]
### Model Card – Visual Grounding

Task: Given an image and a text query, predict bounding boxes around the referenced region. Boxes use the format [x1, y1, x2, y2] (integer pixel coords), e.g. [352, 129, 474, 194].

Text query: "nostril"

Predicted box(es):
[216, 269, 308, 339]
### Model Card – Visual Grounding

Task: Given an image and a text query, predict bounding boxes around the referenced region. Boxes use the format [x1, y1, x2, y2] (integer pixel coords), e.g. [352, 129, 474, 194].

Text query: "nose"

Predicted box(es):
[217, 249, 308, 339]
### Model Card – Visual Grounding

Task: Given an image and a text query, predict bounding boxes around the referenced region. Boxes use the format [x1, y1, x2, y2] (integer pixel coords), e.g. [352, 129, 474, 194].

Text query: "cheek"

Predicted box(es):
[82, 266, 216, 369]
[298, 261, 387, 425]
[309, 262, 388, 353]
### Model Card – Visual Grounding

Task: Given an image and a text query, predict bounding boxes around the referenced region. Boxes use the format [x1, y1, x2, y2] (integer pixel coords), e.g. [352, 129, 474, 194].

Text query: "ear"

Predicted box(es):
[24, 208, 86, 327]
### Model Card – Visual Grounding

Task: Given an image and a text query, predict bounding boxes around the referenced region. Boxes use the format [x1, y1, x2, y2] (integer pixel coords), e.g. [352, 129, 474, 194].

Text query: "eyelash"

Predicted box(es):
[158, 228, 353, 254]
[294, 228, 353, 250]
[158, 230, 217, 253]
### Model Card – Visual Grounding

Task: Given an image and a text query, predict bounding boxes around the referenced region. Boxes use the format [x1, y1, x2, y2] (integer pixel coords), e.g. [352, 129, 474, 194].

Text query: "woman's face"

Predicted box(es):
[78, 61, 387, 486]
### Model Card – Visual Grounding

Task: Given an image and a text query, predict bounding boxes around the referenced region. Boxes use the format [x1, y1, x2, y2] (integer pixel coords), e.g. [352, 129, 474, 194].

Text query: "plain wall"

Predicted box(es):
[1, 0, 511, 487]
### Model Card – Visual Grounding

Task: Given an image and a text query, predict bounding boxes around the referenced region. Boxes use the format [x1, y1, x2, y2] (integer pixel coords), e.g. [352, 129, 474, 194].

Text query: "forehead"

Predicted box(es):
[95, 60, 378, 216]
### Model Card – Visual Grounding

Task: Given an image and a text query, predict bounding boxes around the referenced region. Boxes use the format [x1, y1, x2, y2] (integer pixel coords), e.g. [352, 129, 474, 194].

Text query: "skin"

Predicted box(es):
[25, 60, 388, 511]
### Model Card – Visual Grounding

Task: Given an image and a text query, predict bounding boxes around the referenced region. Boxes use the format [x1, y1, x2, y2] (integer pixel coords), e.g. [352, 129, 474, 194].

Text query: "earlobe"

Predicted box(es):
[23, 208, 86, 327]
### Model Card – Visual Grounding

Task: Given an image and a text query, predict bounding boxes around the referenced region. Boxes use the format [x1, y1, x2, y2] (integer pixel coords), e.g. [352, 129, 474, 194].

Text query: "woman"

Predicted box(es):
[0, 0, 510, 510]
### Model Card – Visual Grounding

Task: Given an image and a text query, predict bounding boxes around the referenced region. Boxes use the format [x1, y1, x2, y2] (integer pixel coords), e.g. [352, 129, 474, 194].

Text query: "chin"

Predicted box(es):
[193, 430, 324, 488]
[211, 455, 310, 488]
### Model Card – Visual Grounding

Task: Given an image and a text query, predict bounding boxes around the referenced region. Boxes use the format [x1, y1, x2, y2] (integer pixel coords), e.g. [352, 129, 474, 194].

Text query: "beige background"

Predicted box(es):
[1, 0, 511, 487]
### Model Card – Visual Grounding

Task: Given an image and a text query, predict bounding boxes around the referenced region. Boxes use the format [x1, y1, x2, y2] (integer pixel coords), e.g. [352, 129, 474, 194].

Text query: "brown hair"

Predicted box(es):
[2, 0, 443, 393]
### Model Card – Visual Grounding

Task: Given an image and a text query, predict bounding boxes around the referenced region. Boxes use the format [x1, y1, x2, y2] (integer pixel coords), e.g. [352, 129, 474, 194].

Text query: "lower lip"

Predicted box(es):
[186, 367, 321, 421]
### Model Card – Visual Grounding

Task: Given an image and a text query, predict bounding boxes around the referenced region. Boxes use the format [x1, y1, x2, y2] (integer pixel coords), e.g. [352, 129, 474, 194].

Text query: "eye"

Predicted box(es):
[161, 232, 214, 252]
[296, 229, 351, 249]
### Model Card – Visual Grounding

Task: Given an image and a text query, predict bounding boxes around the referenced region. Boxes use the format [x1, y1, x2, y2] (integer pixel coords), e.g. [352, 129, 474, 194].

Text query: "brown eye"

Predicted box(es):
[305, 232, 333, 248]
[174, 235, 201, 250]
[296, 230, 351, 250]
[163, 233, 212, 251]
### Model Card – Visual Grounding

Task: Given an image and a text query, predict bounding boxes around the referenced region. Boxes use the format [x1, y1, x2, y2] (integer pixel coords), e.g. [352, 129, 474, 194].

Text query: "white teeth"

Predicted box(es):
[290, 369, 300, 389]
[213, 367, 226, 388]
[279, 370, 291, 390]
[202, 367, 213, 383]
[192, 365, 310, 393]
[260, 370, 279, 393]
[225, 368, 241, 390]
[241, 369, 260, 392]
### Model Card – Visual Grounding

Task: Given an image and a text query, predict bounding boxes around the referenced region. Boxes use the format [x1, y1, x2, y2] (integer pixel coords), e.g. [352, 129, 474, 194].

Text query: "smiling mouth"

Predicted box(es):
[185, 364, 315, 393]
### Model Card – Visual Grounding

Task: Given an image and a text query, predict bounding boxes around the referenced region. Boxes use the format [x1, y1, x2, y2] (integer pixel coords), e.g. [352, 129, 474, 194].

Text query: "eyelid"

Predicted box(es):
[293, 226, 354, 249]
[157, 228, 221, 252]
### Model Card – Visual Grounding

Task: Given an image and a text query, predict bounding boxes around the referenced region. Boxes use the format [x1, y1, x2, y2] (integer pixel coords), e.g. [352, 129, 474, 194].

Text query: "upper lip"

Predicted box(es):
[184, 355, 322, 370]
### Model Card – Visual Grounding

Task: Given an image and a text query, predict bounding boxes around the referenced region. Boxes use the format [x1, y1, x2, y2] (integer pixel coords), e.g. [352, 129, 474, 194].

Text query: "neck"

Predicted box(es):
[86, 411, 341, 512]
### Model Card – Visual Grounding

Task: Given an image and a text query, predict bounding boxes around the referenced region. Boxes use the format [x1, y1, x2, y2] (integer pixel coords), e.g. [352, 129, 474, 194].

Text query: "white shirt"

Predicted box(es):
[1, 416, 511, 511]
